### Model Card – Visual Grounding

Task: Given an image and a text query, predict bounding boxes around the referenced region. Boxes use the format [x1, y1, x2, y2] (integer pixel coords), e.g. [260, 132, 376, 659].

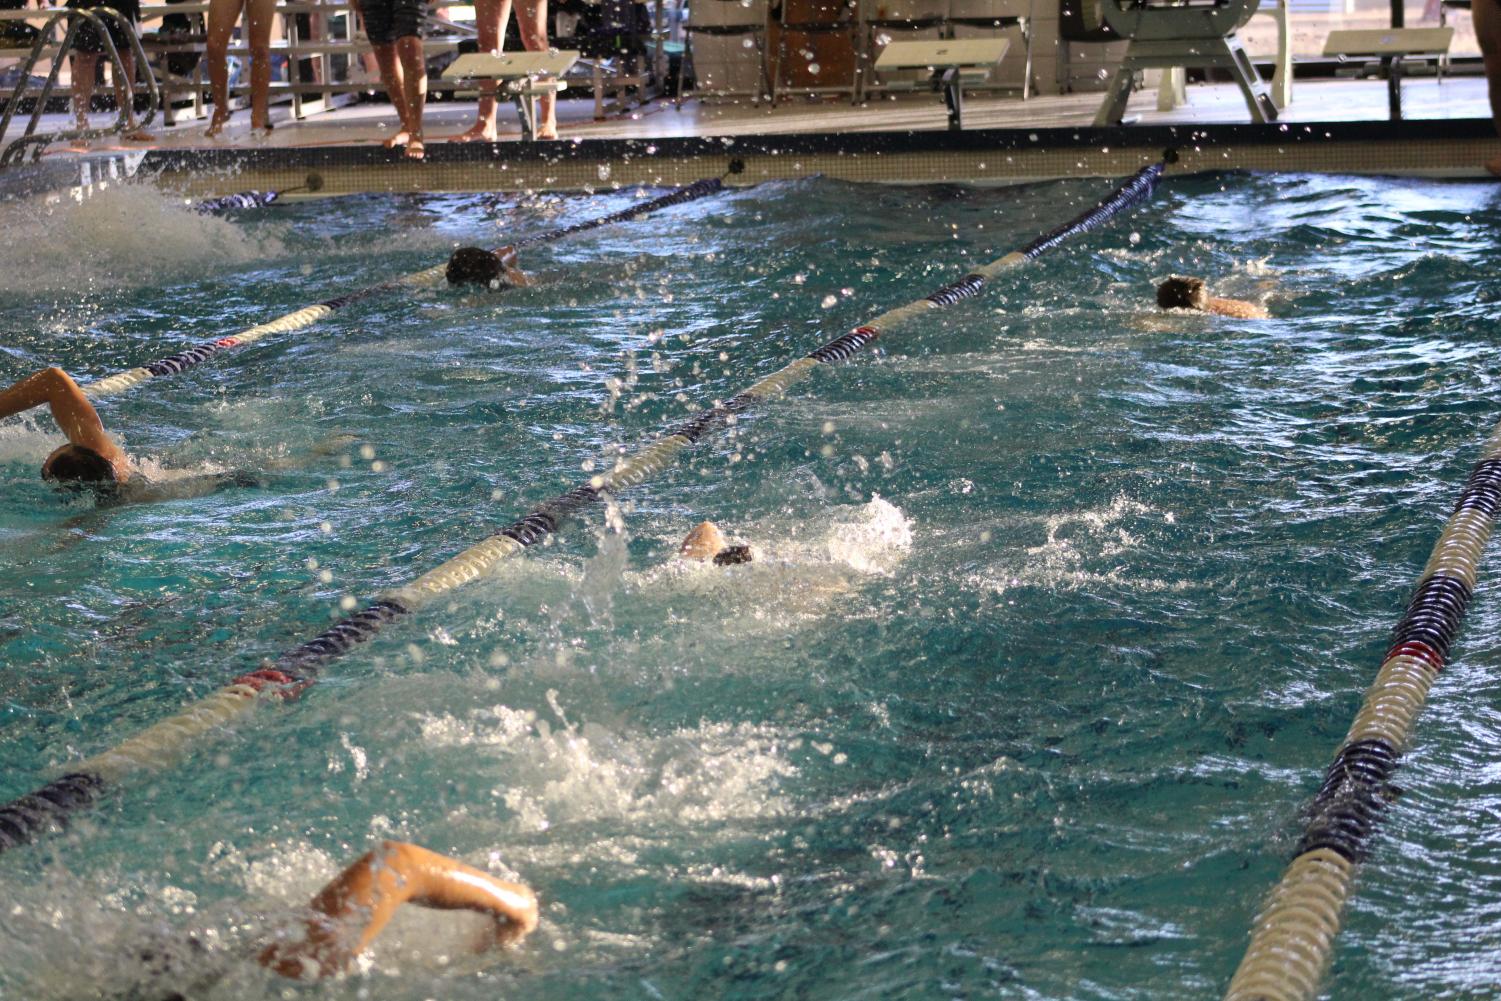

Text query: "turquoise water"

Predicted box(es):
[2, 171, 1501, 1000]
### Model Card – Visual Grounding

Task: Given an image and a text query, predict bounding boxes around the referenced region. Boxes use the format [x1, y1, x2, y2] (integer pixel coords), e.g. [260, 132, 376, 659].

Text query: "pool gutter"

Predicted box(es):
[133, 117, 1499, 198]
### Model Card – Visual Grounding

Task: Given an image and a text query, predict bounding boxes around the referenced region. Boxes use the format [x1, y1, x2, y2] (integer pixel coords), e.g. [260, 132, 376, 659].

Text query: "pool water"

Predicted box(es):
[2, 171, 1501, 1000]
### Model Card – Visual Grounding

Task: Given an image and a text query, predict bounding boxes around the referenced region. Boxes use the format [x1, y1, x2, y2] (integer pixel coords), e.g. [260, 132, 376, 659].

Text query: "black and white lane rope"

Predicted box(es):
[1224, 433, 1501, 1000]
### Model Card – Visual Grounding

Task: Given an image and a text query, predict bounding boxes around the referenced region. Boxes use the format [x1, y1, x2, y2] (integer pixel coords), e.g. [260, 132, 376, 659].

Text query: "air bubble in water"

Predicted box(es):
[1128, 231, 1141, 245]
[821, 294, 837, 308]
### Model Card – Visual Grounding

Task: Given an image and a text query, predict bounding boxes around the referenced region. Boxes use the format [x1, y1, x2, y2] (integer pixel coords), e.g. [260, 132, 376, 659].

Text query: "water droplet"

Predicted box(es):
[1128, 231, 1141, 245]
[808, 62, 820, 75]
[821, 294, 837, 308]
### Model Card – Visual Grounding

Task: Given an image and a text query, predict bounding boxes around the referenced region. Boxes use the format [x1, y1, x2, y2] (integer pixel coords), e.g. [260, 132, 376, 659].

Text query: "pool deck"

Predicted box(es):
[14, 74, 1501, 195]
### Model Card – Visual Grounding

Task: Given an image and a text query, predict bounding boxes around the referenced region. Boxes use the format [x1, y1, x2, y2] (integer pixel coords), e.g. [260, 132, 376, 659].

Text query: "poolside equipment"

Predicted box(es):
[75, 176, 729, 402]
[440, 51, 578, 142]
[1322, 27, 1453, 121]
[192, 172, 325, 214]
[0, 6, 159, 167]
[871, 38, 1009, 131]
[1223, 430, 1501, 1000]
[0, 155, 1171, 858]
[1085, 0, 1276, 125]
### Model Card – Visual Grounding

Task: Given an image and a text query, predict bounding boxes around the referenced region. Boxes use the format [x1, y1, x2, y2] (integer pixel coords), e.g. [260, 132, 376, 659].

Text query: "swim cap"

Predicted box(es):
[41, 443, 118, 484]
[446, 247, 505, 287]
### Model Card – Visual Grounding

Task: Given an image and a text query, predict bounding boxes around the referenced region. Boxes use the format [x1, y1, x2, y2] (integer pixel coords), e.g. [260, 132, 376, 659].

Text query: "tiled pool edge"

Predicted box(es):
[136, 118, 1500, 197]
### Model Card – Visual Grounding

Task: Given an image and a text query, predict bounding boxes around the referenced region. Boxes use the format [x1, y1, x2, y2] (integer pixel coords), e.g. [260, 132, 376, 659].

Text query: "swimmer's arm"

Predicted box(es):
[494, 245, 535, 287]
[0, 367, 128, 467]
[259, 841, 537, 979]
[1207, 297, 1270, 320]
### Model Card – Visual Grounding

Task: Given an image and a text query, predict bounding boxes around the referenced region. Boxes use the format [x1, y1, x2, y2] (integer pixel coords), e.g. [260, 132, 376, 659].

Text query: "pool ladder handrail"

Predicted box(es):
[0, 7, 158, 168]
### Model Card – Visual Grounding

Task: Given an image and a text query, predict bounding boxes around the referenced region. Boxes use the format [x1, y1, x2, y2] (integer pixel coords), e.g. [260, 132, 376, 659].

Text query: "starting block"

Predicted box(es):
[1323, 27, 1453, 120]
[442, 50, 580, 140]
[873, 38, 1010, 131]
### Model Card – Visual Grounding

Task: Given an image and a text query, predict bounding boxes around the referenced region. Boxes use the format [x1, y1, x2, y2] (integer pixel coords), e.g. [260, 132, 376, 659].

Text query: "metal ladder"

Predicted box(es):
[0, 6, 159, 168]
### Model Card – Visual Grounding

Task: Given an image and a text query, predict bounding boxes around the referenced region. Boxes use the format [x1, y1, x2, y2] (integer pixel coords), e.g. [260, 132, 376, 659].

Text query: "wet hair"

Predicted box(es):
[446, 247, 504, 287]
[1157, 276, 1209, 311]
[42, 444, 117, 484]
[713, 545, 754, 566]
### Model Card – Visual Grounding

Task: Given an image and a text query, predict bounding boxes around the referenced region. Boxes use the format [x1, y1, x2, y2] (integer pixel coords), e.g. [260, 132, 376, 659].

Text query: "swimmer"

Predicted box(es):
[118, 841, 537, 998]
[446, 244, 534, 290]
[1156, 276, 1270, 320]
[0, 365, 345, 504]
[678, 520, 754, 566]
[0, 366, 133, 486]
[260, 841, 537, 977]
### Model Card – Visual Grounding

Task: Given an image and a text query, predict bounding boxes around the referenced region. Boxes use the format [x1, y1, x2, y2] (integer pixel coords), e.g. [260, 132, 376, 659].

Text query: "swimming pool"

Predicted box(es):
[2, 170, 1501, 1000]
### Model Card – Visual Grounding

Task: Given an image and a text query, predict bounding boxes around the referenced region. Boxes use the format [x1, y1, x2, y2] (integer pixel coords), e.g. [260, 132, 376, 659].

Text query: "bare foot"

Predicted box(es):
[204, 112, 229, 139]
[123, 128, 155, 143]
[383, 128, 410, 149]
[1486, 156, 1501, 178]
[451, 121, 498, 142]
[404, 137, 425, 160]
[535, 130, 558, 141]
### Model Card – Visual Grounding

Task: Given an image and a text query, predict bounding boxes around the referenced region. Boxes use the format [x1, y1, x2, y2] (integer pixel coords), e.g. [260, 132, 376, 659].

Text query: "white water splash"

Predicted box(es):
[418, 700, 795, 834]
[0, 183, 283, 294]
[972, 494, 1186, 595]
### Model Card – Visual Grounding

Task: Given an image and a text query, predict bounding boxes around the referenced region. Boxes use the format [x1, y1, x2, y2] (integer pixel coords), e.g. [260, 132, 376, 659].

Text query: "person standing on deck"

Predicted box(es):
[452, 0, 558, 142]
[1474, 0, 1501, 175]
[66, 0, 155, 142]
[360, 0, 434, 158]
[203, 0, 276, 135]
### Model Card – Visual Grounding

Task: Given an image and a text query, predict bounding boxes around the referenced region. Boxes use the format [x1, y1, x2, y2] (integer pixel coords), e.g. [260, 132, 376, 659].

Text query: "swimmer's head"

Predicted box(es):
[447, 247, 506, 288]
[41, 443, 118, 485]
[713, 545, 753, 566]
[1157, 276, 1209, 311]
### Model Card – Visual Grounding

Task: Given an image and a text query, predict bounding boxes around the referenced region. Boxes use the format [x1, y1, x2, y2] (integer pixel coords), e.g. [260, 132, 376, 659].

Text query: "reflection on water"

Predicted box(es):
[1, 173, 1501, 1000]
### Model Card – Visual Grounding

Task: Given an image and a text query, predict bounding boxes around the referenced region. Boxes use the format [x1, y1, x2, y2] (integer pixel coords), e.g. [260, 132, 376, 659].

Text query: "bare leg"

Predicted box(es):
[204, 0, 243, 136]
[1475, 0, 1501, 174]
[372, 41, 412, 146]
[258, 842, 538, 979]
[71, 50, 100, 132]
[454, 0, 513, 141]
[395, 34, 426, 157]
[514, 0, 555, 139]
[114, 49, 156, 140]
[245, 0, 277, 129]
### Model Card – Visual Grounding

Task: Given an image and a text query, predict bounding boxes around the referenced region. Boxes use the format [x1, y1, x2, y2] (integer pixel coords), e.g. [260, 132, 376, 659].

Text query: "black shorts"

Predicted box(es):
[361, 0, 423, 45]
[67, 0, 141, 55]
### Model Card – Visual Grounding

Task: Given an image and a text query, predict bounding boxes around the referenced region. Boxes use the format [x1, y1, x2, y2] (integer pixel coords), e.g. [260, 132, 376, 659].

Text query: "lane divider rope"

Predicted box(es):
[1223, 427, 1501, 1001]
[0, 157, 1171, 857]
[79, 177, 730, 401]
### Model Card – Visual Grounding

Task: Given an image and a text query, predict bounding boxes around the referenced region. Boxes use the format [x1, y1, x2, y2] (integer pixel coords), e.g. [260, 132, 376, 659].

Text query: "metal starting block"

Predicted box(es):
[442, 50, 579, 139]
[873, 38, 1010, 131]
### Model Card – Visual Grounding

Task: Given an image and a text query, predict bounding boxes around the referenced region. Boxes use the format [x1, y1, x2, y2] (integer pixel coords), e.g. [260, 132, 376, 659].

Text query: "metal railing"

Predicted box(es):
[0, 7, 159, 167]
